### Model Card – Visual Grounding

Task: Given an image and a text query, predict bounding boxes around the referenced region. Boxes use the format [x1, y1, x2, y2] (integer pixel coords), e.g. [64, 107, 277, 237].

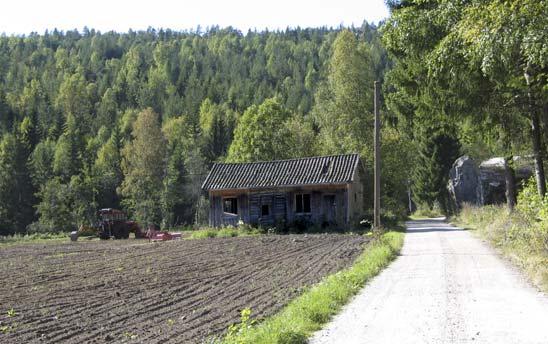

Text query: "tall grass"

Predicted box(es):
[455, 182, 548, 292]
[221, 231, 405, 344]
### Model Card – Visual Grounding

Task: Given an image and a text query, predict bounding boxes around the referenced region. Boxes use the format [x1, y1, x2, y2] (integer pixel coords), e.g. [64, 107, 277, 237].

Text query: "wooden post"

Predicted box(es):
[374, 81, 381, 228]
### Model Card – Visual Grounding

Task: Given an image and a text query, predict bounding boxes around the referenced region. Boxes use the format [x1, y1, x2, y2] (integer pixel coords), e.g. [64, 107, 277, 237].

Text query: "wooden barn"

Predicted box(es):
[201, 154, 365, 228]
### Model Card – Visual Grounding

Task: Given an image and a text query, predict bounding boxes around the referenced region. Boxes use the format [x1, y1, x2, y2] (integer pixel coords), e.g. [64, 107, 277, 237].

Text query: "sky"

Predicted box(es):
[0, 0, 390, 35]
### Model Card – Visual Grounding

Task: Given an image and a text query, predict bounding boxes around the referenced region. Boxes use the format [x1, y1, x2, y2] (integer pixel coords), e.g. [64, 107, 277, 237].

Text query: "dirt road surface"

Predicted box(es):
[310, 218, 548, 344]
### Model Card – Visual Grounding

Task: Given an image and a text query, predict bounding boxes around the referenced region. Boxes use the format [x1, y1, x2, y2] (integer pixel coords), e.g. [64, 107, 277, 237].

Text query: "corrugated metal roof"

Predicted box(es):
[202, 154, 360, 191]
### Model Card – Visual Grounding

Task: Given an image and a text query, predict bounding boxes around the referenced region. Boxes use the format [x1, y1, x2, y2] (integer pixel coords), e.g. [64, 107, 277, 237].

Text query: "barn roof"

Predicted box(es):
[202, 154, 361, 191]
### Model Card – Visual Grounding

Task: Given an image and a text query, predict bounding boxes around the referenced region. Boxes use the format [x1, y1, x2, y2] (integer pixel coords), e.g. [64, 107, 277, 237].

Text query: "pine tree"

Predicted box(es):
[162, 116, 208, 226]
[413, 124, 461, 212]
[14, 118, 38, 230]
[93, 126, 123, 209]
[0, 124, 39, 234]
[198, 99, 236, 163]
[53, 113, 83, 181]
[29, 139, 56, 188]
[0, 134, 20, 234]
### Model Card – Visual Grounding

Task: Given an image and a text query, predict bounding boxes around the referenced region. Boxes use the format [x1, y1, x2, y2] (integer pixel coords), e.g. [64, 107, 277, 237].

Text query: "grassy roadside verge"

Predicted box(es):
[221, 230, 405, 344]
[453, 204, 548, 292]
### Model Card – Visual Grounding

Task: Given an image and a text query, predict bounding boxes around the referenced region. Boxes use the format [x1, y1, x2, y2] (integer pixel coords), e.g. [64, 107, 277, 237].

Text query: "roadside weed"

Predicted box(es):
[225, 308, 256, 343]
[123, 331, 138, 340]
[7, 308, 17, 317]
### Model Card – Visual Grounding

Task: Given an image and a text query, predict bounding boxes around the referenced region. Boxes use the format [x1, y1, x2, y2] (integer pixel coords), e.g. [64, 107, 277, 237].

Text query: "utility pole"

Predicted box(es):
[407, 179, 413, 214]
[374, 81, 381, 229]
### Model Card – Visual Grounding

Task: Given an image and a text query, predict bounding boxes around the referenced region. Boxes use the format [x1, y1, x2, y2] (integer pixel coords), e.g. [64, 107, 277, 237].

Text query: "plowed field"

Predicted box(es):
[0, 234, 367, 343]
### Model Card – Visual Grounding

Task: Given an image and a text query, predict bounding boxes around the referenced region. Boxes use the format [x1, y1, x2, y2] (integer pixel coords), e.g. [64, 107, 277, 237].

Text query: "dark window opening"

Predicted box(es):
[295, 193, 311, 213]
[261, 204, 270, 216]
[223, 197, 238, 214]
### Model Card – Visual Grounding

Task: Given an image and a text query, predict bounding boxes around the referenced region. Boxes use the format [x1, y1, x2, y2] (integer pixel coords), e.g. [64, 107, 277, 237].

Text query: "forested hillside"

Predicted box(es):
[0, 24, 398, 234]
[2, 0, 545, 237]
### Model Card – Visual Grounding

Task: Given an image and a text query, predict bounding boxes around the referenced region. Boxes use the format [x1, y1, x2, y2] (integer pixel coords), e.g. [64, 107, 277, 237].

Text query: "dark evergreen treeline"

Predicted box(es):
[0, 26, 330, 136]
[0, 24, 394, 235]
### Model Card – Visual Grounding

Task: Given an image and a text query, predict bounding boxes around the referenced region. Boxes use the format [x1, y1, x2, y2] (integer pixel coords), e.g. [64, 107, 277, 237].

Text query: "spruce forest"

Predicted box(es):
[0, 0, 547, 236]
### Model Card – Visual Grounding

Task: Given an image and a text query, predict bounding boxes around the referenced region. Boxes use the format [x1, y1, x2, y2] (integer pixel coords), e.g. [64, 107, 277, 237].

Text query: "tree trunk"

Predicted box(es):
[530, 105, 546, 197]
[525, 66, 546, 197]
[540, 104, 548, 148]
[543, 103, 548, 169]
[504, 157, 516, 212]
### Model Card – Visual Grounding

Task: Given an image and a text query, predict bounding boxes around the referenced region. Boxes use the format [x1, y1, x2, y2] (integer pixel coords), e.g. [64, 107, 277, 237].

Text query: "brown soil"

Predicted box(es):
[0, 234, 367, 343]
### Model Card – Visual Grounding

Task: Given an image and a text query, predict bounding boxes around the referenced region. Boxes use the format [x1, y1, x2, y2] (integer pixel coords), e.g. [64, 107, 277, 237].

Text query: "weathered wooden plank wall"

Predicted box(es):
[209, 185, 357, 228]
[347, 168, 364, 223]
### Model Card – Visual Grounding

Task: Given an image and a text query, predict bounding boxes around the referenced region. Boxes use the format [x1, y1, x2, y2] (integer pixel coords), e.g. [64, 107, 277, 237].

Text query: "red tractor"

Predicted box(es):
[74, 208, 181, 241]
[94, 208, 146, 240]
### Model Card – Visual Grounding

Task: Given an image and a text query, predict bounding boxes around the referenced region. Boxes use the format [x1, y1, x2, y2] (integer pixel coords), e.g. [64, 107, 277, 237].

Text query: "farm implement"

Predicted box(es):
[71, 208, 181, 241]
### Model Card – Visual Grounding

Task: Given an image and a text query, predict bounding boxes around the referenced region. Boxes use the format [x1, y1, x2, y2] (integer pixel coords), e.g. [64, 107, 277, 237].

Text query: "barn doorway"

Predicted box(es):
[323, 195, 336, 224]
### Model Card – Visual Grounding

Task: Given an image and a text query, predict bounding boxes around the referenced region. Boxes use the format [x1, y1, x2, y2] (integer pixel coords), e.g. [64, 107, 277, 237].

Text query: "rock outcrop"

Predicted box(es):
[479, 158, 509, 205]
[448, 156, 534, 209]
[448, 156, 482, 208]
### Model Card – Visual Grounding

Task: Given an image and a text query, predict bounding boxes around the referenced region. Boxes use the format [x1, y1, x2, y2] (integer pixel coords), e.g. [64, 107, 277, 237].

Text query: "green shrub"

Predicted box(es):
[515, 178, 548, 254]
[188, 225, 262, 240]
[225, 308, 256, 343]
[189, 229, 218, 239]
[217, 228, 240, 238]
[27, 222, 58, 234]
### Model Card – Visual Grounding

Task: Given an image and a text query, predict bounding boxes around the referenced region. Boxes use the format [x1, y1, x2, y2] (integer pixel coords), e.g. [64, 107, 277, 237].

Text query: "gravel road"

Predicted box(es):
[309, 218, 548, 344]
